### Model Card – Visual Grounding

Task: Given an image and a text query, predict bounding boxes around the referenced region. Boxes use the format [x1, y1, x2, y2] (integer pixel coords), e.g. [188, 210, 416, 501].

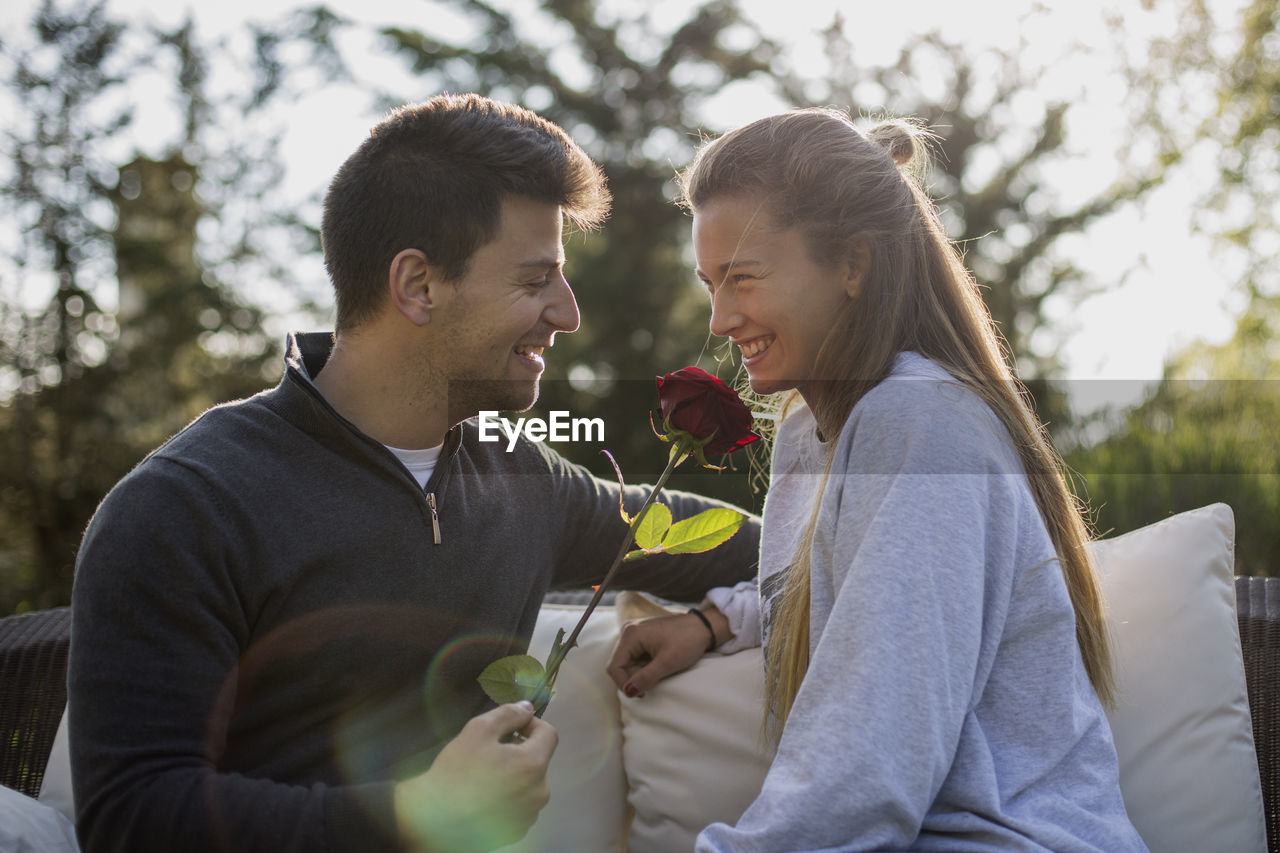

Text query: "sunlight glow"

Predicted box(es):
[0, 0, 1254, 404]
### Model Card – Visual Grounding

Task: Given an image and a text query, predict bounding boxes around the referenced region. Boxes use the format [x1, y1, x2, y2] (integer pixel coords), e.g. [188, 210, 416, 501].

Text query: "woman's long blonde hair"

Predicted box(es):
[680, 108, 1113, 740]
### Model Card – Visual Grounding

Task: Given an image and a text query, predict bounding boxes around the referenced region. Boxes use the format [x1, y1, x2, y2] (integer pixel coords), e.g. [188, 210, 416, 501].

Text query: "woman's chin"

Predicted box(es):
[746, 374, 791, 397]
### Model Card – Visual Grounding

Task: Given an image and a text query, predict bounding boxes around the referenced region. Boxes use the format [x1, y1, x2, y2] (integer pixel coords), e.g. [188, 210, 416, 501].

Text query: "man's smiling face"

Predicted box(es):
[435, 195, 579, 423]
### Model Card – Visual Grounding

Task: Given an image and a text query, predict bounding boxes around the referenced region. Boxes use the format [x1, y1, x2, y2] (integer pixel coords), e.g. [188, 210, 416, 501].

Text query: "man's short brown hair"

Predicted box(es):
[321, 93, 610, 331]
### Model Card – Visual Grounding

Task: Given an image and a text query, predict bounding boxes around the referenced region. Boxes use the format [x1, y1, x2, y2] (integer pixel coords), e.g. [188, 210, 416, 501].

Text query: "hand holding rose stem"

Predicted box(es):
[478, 367, 760, 717]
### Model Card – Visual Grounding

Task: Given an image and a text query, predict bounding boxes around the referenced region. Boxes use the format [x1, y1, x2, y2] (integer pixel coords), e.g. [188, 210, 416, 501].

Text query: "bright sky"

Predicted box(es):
[0, 0, 1254, 411]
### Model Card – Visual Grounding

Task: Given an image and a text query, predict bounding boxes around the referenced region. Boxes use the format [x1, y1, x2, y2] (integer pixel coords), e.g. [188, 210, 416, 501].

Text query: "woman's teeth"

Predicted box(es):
[739, 337, 773, 359]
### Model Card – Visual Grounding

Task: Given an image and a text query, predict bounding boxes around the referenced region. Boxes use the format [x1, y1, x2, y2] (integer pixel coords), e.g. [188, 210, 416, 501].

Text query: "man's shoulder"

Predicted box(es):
[155, 391, 278, 461]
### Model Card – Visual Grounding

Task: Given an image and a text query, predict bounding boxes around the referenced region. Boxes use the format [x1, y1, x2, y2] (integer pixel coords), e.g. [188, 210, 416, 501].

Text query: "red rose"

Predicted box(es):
[655, 367, 760, 456]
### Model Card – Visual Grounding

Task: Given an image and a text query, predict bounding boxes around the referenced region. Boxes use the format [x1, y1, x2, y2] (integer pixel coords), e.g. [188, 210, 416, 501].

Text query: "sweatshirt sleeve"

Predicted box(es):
[69, 461, 400, 853]
[704, 581, 762, 653]
[697, 383, 1021, 852]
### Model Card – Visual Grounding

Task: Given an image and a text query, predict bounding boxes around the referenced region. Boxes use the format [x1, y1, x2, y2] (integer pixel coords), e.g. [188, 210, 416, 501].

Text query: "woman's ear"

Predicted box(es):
[388, 249, 443, 326]
[844, 238, 872, 298]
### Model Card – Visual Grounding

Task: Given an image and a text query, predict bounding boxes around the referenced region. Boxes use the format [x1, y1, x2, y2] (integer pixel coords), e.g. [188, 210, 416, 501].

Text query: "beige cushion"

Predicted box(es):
[612, 593, 772, 853]
[1095, 502, 1266, 853]
[618, 645, 771, 853]
[496, 604, 629, 853]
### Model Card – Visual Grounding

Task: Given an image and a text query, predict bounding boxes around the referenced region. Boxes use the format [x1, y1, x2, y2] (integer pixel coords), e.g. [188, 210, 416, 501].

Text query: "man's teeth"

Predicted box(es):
[516, 345, 545, 358]
[739, 337, 773, 359]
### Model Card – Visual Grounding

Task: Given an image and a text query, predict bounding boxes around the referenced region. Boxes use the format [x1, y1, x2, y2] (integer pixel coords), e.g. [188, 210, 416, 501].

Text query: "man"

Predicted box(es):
[69, 94, 758, 853]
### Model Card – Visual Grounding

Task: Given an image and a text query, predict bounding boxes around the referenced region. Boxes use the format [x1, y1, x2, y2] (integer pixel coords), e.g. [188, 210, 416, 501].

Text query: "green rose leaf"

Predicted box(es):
[633, 502, 672, 550]
[477, 654, 550, 706]
[660, 507, 747, 555]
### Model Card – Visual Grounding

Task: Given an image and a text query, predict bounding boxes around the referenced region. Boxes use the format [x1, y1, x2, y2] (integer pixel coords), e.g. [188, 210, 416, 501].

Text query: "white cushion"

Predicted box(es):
[613, 594, 772, 853]
[1095, 502, 1266, 853]
[495, 604, 629, 853]
[0, 783, 79, 852]
[618, 647, 772, 853]
[38, 708, 74, 823]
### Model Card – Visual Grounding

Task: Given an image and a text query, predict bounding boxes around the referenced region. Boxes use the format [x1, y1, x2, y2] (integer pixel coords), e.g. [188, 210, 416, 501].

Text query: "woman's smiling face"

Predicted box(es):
[693, 195, 860, 404]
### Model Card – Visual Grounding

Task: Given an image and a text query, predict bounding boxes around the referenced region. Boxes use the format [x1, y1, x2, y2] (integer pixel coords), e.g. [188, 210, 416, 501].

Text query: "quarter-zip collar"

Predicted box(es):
[275, 332, 463, 540]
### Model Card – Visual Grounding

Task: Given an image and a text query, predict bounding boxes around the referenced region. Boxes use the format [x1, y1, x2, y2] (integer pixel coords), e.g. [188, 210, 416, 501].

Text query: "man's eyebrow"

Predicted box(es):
[516, 256, 564, 270]
[695, 259, 764, 278]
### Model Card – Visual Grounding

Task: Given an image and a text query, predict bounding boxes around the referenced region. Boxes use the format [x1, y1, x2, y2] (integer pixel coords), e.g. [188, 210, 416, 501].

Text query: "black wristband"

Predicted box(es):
[688, 608, 717, 652]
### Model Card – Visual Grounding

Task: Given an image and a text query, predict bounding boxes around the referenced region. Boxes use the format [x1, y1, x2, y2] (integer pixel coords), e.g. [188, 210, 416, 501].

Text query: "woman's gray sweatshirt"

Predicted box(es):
[698, 352, 1147, 853]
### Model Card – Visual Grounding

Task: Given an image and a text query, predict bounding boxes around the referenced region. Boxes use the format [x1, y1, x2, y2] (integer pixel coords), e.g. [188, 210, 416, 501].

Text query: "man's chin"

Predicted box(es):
[451, 379, 540, 419]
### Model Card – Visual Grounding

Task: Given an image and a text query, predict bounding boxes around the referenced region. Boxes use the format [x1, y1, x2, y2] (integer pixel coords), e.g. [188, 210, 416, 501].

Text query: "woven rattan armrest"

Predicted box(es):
[0, 606, 71, 797]
[1237, 576, 1280, 853]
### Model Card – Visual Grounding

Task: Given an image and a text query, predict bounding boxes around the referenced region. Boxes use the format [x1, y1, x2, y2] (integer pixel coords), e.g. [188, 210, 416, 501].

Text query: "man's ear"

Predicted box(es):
[844, 238, 872, 298]
[388, 249, 445, 326]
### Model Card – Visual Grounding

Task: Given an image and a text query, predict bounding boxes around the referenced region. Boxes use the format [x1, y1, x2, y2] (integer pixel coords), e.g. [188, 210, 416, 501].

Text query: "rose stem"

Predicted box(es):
[545, 438, 691, 680]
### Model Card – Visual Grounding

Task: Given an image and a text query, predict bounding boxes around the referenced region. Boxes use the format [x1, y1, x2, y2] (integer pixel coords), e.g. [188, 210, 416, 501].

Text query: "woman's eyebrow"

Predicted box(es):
[696, 258, 765, 278]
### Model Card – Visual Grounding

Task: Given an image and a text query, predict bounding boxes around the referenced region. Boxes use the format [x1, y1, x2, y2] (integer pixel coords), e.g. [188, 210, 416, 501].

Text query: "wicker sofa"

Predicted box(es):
[2, 510, 1278, 852]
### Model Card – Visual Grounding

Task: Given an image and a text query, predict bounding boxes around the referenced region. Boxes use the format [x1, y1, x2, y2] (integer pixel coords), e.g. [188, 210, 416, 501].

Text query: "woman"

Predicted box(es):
[606, 109, 1147, 852]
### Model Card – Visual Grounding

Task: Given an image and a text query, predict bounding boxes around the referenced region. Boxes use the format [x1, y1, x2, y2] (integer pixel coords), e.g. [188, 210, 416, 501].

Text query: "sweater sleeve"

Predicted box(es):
[697, 384, 1021, 852]
[69, 461, 399, 853]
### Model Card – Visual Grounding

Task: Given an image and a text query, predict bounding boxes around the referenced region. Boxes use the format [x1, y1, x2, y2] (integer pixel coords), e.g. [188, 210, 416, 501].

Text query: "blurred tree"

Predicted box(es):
[1118, 0, 1279, 284]
[368, 1, 1166, 495]
[1066, 291, 1280, 575]
[0, 1, 338, 613]
[1061, 0, 1280, 562]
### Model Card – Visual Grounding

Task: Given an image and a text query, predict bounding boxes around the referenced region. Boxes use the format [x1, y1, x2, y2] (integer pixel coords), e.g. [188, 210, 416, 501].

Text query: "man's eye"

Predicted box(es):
[526, 278, 552, 288]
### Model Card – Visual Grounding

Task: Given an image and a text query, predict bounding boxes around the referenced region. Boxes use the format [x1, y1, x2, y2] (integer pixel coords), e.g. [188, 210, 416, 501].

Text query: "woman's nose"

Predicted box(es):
[708, 285, 742, 338]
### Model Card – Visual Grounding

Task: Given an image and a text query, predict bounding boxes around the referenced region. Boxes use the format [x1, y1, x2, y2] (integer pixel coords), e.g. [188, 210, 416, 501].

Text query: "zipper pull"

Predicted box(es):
[426, 492, 442, 544]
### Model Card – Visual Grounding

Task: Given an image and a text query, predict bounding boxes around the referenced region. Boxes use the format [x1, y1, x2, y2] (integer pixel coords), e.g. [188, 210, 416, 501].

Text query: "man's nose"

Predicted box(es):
[546, 272, 580, 334]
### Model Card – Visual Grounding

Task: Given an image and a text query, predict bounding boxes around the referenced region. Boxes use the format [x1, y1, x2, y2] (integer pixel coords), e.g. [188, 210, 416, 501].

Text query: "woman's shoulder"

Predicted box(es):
[848, 352, 970, 423]
[772, 400, 823, 474]
[839, 352, 1020, 474]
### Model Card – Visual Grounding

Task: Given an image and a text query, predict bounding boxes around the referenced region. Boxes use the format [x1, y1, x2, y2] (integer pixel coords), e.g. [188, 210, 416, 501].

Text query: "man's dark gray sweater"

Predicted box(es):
[68, 333, 760, 853]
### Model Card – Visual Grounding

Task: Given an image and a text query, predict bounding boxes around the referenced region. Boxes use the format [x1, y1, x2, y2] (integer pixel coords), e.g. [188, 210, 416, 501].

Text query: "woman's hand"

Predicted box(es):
[606, 607, 730, 697]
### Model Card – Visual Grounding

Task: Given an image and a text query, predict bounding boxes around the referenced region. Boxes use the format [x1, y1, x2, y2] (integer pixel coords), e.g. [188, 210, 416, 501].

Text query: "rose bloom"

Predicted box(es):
[655, 367, 760, 456]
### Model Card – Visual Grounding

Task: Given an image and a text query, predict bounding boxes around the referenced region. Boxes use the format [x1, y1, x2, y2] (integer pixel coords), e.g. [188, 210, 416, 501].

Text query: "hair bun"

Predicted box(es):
[867, 119, 929, 169]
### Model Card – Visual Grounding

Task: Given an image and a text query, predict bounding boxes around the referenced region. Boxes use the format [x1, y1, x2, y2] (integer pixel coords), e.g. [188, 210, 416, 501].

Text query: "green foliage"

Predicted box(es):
[647, 507, 745, 556]
[1118, 0, 1279, 296]
[1067, 293, 1280, 576]
[0, 1, 335, 613]
[475, 654, 551, 707]
[1067, 0, 1280, 572]
[632, 502, 672, 550]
